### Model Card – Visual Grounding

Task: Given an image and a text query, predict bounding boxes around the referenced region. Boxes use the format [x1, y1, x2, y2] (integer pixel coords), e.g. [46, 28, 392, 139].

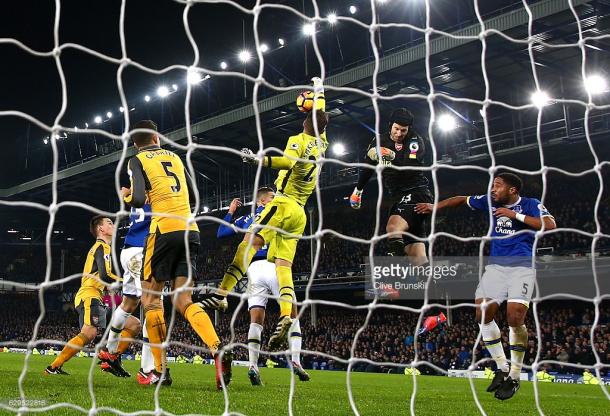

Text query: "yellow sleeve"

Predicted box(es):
[263, 135, 304, 170]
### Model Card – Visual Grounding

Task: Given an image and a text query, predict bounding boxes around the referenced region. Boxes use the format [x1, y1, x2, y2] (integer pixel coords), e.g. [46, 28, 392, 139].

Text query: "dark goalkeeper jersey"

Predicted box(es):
[356, 130, 429, 196]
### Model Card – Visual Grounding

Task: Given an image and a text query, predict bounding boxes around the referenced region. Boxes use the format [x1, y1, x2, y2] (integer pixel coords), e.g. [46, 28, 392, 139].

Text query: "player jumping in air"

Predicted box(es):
[209, 189, 310, 385]
[199, 77, 328, 352]
[415, 172, 556, 400]
[46, 216, 125, 375]
[349, 108, 432, 266]
[123, 120, 232, 390]
[348, 109, 445, 329]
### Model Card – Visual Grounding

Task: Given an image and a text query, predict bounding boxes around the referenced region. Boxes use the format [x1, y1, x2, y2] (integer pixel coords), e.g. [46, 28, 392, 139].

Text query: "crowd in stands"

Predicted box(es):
[2, 169, 609, 285]
[1, 294, 608, 376]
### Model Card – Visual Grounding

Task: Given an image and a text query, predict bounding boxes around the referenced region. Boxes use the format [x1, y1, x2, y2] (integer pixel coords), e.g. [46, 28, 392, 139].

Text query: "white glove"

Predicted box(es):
[240, 148, 257, 164]
[311, 76, 324, 93]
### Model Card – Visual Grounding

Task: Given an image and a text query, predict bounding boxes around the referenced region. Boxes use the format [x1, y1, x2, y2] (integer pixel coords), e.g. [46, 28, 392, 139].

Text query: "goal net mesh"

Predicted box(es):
[1, 0, 609, 415]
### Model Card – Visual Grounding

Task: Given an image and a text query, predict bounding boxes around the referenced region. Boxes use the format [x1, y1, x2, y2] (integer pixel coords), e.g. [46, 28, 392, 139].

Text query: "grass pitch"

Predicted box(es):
[0, 354, 607, 415]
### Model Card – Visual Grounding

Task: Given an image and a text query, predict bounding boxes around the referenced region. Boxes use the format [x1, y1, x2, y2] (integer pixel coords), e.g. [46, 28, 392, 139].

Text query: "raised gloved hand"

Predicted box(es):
[240, 148, 257, 164]
[350, 187, 363, 209]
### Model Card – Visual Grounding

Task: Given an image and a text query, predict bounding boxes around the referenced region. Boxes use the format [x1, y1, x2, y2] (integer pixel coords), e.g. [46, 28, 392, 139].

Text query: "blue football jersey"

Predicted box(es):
[467, 195, 553, 261]
[217, 205, 268, 259]
[124, 203, 151, 248]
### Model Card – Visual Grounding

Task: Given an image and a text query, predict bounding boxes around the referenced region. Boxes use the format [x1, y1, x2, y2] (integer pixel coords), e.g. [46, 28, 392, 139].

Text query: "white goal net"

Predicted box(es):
[1, 0, 609, 415]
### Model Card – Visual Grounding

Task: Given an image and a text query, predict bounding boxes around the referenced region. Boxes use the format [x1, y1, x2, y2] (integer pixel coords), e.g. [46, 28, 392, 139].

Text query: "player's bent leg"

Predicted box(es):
[221, 233, 265, 292]
[405, 242, 428, 266]
[174, 277, 220, 350]
[173, 277, 232, 389]
[106, 296, 139, 354]
[99, 314, 139, 378]
[386, 215, 408, 257]
[47, 325, 96, 375]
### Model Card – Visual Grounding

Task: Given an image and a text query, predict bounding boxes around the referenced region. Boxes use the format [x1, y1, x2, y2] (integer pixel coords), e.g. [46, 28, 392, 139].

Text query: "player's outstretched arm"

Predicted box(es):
[414, 196, 468, 214]
[241, 147, 297, 170]
[241, 133, 304, 171]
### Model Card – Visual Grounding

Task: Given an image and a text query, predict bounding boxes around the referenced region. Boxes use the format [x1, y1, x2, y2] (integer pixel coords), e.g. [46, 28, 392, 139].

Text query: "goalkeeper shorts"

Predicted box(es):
[389, 187, 433, 245]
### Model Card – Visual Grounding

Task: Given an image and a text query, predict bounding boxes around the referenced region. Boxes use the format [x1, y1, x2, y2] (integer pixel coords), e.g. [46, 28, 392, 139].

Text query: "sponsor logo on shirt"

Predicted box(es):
[495, 216, 515, 235]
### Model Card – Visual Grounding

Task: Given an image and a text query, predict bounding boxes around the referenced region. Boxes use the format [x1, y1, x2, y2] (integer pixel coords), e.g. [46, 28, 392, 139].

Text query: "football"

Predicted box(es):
[296, 91, 314, 112]
[296, 90, 325, 112]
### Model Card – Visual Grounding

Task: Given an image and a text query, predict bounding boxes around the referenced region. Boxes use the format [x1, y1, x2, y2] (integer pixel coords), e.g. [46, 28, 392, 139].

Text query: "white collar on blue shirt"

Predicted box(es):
[503, 196, 522, 208]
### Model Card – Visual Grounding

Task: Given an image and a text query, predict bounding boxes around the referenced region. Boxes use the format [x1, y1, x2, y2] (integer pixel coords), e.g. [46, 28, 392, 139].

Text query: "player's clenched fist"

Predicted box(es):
[350, 187, 363, 209]
[228, 198, 242, 215]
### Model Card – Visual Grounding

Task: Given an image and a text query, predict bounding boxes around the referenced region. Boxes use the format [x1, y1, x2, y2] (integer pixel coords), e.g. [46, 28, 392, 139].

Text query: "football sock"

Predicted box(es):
[219, 241, 258, 292]
[277, 265, 294, 317]
[290, 319, 302, 365]
[480, 320, 509, 372]
[248, 323, 263, 369]
[107, 306, 131, 353]
[509, 325, 527, 380]
[141, 320, 155, 373]
[117, 327, 137, 355]
[51, 333, 88, 368]
[144, 304, 166, 372]
[184, 303, 220, 355]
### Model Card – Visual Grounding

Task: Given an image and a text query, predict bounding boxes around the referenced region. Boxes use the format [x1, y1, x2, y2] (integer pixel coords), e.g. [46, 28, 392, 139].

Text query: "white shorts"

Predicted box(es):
[120, 246, 143, 297]
[475, 264, 535, 307]
[246, 260, 279, 310]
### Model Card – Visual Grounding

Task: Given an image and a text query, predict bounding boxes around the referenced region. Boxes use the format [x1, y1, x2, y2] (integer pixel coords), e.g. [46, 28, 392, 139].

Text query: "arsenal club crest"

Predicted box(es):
[394, 143, 403, 151]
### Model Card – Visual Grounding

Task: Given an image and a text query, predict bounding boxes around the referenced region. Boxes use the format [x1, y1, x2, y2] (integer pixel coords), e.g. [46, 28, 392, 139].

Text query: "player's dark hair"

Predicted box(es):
[256, 186, 274, 199]
[304, 111, 329, 133]
[496, 172, 523, 193]
[389, 108, 414, 127]
[89, 215, 107, 238]
[131, 120, 158, 147]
